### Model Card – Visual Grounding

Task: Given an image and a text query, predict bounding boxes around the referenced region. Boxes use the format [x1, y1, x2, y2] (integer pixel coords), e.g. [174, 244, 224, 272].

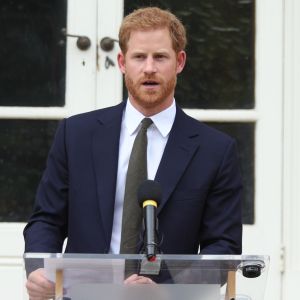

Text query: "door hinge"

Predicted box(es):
[280, 245, 286, 274]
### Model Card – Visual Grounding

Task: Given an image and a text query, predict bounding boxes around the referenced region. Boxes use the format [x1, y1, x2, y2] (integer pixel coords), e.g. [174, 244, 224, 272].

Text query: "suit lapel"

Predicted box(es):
[155, 107, 200, 214]
[92, 102, 125, 247]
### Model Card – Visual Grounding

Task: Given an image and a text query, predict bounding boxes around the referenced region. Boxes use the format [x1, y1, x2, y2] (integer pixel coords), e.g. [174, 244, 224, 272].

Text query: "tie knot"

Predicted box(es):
[141, 118, 153, 130]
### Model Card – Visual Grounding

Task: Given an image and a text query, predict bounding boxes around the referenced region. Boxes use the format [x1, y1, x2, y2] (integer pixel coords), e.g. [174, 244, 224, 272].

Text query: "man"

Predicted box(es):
[24, 7, 242, 299]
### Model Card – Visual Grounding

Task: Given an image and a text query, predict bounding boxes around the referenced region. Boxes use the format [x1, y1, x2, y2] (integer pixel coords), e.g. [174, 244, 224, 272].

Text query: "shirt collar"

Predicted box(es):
[123, 99, 176, 137]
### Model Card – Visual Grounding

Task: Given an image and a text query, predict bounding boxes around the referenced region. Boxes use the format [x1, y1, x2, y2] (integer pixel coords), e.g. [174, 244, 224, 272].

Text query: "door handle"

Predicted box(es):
[100, 37, 119, 52]
[61, 28, 91, 51]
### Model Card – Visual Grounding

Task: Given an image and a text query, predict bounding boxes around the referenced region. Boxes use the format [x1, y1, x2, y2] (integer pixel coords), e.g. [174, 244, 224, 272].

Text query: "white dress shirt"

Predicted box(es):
[109, 99, 176, 254]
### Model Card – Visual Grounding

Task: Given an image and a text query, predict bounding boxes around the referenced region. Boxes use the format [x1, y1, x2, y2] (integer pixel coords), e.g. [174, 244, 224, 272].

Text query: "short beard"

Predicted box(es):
[125, 74, 177, 110]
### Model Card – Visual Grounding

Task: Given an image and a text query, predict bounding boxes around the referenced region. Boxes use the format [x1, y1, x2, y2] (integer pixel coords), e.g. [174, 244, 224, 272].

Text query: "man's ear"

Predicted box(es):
[176, 50, 186, 74]
[117, 52, 126, 74]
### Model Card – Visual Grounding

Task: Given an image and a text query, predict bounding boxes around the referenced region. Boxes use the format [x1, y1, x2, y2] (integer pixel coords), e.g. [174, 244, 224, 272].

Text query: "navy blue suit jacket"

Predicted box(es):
[24, 102, 242, 255]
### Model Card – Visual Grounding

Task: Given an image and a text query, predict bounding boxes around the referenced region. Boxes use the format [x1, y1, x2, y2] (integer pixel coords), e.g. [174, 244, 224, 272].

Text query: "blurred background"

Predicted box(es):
[0, 0, 299, 299]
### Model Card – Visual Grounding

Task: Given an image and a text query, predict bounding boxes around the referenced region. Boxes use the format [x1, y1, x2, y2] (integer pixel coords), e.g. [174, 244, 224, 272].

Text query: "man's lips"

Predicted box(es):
[141, 80, 160, 86]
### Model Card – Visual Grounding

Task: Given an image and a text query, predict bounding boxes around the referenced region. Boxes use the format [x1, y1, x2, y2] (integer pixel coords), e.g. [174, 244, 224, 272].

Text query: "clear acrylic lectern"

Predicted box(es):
[24, 253, 269, 300]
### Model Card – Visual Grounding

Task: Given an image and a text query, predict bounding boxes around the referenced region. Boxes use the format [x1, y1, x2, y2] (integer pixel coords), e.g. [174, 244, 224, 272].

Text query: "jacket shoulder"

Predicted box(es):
[66, 101, 124, 125]
[176, 107, 235, 145]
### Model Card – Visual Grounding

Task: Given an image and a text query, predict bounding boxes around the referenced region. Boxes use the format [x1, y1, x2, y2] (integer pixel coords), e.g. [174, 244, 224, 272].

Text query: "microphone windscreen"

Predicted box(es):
[137, 180, 162, 206]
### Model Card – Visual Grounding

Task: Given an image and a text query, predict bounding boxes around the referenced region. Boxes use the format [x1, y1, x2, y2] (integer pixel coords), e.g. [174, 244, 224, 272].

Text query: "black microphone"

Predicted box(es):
[138, 180, 162, 261]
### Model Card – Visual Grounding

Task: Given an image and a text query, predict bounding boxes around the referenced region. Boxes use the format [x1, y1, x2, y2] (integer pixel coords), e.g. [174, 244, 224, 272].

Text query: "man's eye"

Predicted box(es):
[134, 55, 145, 60]
[155, 55, 167, 60]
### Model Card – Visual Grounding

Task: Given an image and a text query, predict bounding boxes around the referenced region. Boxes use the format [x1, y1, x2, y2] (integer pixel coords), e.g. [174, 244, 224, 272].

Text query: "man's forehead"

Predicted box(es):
[127, 28, 171, 41]
[126, 28, 173, 50]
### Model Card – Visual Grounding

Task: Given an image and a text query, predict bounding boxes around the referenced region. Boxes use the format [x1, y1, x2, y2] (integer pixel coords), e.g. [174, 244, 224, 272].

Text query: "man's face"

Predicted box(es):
[118, 28, 186, 116]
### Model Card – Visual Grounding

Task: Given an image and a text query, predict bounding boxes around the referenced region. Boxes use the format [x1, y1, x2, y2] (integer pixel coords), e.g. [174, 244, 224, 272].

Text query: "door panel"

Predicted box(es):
[96, 0, 123, 108]
[122, 1, 282, 300]
[0, 0, 67, 107]
[0, 1, 100, 299]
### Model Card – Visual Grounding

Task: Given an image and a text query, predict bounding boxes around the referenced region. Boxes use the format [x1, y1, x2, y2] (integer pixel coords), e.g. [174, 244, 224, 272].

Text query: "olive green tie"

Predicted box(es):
[120, 118, 153, 253]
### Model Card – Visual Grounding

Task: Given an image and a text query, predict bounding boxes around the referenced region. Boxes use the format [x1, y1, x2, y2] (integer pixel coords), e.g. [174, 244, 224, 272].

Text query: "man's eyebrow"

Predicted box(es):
[129, 51, 146, 56]
[130, 49, 170, 54]
[154, 51, 170, 56]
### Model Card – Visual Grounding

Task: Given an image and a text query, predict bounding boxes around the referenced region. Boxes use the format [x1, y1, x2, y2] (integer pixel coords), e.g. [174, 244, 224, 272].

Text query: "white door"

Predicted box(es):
[121, 1, 283, 299]
[0, 0, 284, 299]
[0, 1, 122, 299]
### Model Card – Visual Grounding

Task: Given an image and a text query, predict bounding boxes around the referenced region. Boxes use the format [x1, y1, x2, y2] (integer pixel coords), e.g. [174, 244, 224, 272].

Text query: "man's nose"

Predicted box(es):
[143, 57, 157, 74]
